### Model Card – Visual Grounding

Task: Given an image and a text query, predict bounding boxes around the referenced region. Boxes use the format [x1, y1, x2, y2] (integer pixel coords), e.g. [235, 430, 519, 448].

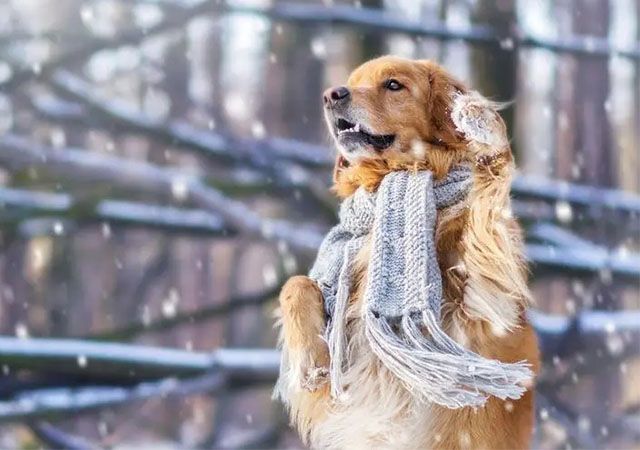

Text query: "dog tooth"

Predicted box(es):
[354, 123, 360, 132]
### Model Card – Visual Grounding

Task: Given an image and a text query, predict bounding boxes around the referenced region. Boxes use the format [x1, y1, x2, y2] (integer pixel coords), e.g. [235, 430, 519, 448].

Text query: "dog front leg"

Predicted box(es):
[278, 275, 330, 392]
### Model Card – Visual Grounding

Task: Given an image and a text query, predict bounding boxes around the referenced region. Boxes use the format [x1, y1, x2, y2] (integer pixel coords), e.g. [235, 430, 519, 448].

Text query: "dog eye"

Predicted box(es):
[384, 79, 403, 91]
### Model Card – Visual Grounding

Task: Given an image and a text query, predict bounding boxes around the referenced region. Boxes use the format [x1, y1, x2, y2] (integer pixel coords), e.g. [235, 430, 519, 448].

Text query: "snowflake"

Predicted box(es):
[80, 4, 95, 24]
[50, 128, 66, 149]
[604, 321, 616, 334]
[564, 299, 576, 314]
[141, 305, 151, 326]
[15, 322, 30, 339]
[101, 222, 112, 239]
[283, 254, 298, 275]
[410, 139, 427, 159]
[500, 38, 515, 50]
[98, 421, 109, 437]
[554, 201, 573, 224]
[577, 415, 591, 432]
[262, 264, 278, 287]
[77, 355, 88, 368]
[539, 408, 549, 420]
[171, 178, 190, 201]
[162, 288, 180, 318]
[251, 121, 266, 139]
[311, 37, 327, 59]
[224, 93, 250, 120]
[504, 401, 514, 412]
[598, 268, 612, 284]
[606, 333, 624, 356]
[52, 221, 64, 236]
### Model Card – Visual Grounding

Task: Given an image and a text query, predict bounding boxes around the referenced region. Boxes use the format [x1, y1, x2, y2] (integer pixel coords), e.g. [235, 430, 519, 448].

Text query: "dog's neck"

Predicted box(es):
[332, 148, 468, 199]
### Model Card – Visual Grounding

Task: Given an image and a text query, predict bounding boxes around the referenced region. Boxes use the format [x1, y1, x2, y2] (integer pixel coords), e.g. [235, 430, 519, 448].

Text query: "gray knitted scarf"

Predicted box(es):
[309, 167, 532, 409]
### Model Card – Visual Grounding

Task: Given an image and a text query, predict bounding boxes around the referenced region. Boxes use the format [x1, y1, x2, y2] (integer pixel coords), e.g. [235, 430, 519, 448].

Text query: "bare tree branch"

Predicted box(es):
[29, 421, 98, 450]
[32, 73, 640, 224]
[0, 372, 227, 422]
[0, 0, 205, 90]
[0, 187, 230, 236]
[85, 286, 279, 341]
[0, 134, 324, 254]
[536, 393, 600, 449]
[531, 309, 640, 360]
[206, 1, 639, 59]
[49, 70, 332, 171]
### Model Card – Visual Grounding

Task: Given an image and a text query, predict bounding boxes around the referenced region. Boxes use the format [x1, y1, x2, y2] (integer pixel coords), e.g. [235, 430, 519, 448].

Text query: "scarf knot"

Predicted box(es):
[308, 166, 533, 409]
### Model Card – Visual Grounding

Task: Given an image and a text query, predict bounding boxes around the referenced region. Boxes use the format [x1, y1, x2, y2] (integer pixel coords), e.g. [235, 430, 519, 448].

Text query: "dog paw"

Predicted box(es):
[301, 366, 329, 392]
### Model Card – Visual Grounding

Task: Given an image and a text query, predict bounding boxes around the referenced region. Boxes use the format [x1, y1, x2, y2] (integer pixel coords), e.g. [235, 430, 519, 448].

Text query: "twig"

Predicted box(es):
[86, 286, 279, 341]
[29, 422, 98, 450]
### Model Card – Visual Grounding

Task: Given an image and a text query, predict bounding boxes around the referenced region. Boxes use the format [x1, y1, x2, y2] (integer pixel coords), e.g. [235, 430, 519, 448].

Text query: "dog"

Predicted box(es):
[275, 55, 540, 450]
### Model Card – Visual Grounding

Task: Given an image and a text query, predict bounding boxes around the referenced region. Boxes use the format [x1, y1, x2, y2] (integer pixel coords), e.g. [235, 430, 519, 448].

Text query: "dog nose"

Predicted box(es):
[323, 86, 350, 106]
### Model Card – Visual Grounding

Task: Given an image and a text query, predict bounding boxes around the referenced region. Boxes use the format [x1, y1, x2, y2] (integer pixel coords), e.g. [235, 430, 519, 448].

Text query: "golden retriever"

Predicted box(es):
[275, 55, 540, 450]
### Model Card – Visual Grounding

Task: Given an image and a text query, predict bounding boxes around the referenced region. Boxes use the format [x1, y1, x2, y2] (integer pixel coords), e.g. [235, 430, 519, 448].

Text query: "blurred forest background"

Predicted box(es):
[0, 0, 638, 448]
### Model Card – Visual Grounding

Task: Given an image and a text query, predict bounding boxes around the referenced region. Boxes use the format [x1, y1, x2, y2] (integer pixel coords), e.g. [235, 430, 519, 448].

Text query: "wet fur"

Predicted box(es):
[275, 56, 540, 449]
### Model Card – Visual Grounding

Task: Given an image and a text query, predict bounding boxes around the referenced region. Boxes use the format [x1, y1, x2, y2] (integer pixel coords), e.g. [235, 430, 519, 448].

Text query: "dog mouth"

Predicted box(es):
[334, 118, 395, 150]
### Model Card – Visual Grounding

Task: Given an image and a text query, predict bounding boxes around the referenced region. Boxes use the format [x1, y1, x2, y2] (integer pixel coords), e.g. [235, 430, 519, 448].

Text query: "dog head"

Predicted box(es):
[323, 56, 507, 196]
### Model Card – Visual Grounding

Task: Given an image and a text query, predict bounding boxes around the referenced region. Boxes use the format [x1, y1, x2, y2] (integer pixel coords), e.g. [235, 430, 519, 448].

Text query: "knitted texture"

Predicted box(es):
[309, 167, 533, 408]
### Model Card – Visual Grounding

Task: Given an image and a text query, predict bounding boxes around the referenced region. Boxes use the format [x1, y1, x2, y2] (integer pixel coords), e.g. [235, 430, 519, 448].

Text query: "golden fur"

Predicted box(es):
[276, 56, 540, 449]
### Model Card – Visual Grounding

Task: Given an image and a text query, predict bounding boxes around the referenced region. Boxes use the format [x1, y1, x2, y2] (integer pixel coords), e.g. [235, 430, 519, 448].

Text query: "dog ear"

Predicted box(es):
[419, 61, 468, 148]
[449, 91, 510, 158]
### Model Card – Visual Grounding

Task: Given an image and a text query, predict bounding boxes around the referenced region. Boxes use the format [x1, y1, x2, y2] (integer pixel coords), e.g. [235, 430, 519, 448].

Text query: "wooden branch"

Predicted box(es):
[536, 393, 600, 449]
[209, 0, 639, 59]
[0, 0, 204, 90]
[33, 74, 640, 220]
[0, 134, 323, 254]
[1, 134, 637, 276]
[531, 309, 640, 360]
[2, 309, 637, 380]
[0, 372, 226, 422]
[0, 187, 230, 236]
[29, 422, 97, 450]
[49, 70, 332, 170]
[0, 336, 280, 383]
[85, 286, 279, 341]
[29, 83, 338, 218]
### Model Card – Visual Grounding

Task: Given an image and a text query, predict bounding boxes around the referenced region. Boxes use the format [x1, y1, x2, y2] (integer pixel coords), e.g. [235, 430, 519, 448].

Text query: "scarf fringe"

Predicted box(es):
[364, 309, 533, 409]
[325, 239, 362, 401]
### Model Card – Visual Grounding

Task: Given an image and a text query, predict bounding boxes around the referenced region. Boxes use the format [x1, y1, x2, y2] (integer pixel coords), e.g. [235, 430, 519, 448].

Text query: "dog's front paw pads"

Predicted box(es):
[301, 366, 329, 392]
